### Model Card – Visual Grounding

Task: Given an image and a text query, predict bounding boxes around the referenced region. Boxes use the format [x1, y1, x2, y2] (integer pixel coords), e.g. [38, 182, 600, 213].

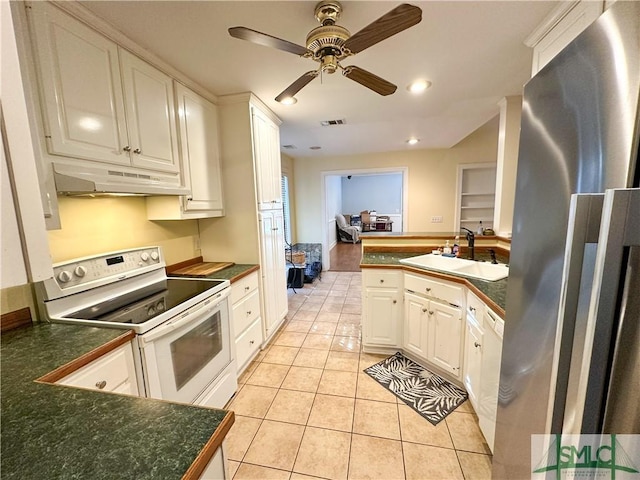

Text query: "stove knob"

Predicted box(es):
[147, 306, 156, 316]
[156, 300, 165, 312]
[57, 270, 72, 283]
[140, 252, 150, 262]
[150, 251, 159, 261]
[74, 266, 87, 278]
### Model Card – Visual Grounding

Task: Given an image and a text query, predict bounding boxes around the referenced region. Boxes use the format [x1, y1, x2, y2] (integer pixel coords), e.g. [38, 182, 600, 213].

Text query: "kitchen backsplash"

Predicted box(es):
[47, 196, 200, 266]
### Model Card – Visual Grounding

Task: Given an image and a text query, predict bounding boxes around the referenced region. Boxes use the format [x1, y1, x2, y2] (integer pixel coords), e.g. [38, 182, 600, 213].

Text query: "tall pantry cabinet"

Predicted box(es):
[199, 93, 288, 343]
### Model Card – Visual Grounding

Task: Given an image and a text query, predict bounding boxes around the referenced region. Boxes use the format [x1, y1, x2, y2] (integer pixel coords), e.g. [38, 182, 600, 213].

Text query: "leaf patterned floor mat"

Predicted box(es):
[364, 352, 468, 425]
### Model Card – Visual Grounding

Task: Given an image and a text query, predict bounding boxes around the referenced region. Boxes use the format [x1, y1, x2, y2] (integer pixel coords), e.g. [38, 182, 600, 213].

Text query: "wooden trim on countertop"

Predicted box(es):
[361, 263, 505, 318]
[182, 410, 236, 480]
[36, 330, 136, 384]
[229, 265, 260, 283]
[1, 307, 33, 332]
[165, 256, 204, 274]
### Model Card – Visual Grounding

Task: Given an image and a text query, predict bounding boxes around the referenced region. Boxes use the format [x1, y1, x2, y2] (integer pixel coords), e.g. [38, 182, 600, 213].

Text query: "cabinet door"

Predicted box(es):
[463, 315, 483, 410]
[363, 287, 401, 346]
[252, 107, 282, 210]
[29, 3, 129, 165]
[403, 292, 429, 359]
[428, 302, 462, 377]
[259, 210, 287, 339]
[119, 49, 179, 173]
[175, 83, 224, 213]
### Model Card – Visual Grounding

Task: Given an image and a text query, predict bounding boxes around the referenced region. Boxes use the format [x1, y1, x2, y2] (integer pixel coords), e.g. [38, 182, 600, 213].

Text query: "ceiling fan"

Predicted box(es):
[228, 1, 422, 102]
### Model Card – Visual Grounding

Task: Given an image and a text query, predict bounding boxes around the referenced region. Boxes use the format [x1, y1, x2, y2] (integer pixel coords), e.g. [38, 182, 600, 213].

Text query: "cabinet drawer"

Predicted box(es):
[58, 343, 135, 393]
[232, 289, 261, 336]
[363, 270, 402, 288]
[404, 273, 463, 307]
[466, 290, 485, 327]
[231, 272, 259, 305]
[235, 318, 262, 371]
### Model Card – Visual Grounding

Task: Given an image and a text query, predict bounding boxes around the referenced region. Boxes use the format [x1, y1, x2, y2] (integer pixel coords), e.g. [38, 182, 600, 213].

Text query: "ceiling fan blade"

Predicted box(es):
[275, 71, 320, 102]
[342, 4, 422, 55]
[342, 66, 397, 96]
[228, 26, 311, 56]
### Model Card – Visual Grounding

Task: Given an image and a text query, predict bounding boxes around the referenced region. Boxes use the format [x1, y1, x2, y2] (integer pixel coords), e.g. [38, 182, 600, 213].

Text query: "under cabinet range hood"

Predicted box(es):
[52, 162, 190, 196]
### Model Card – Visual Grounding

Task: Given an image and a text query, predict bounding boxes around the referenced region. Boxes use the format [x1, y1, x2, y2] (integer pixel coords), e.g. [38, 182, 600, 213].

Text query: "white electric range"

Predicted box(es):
[36, 247, 237, 407]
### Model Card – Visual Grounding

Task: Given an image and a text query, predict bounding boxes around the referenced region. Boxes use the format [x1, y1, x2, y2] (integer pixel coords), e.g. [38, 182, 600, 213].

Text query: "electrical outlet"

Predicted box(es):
[431, 216, 443, 223]
[194, 237, 201, 251]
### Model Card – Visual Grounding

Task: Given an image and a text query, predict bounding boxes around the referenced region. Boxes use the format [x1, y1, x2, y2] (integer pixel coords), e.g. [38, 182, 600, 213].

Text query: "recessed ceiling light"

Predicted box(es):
[406, 138, 420, 145]
[407, 80, 432, 94]
[309, 146, 322, 150]
[278, 96, 297, 105]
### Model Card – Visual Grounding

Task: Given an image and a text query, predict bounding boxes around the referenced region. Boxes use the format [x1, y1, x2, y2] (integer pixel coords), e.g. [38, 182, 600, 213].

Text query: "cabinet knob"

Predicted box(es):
[133, 148, 142, 154]
[123, 145, 131, 152]
[247, 310, 252, 316]
[422, 308, 428, 313]
[425, 287, 432, 292]
[245, 286, 250, 291]
[470, 306, 476, 312]
[379, 279, 384, 283]
[393, 300, 397, 304]
[250, 340, 255, 345]
[187, 197, 193, 201]
[429, 310, 434, 315]
[474, 342, 481, 348]
[95, 380, 107, 390]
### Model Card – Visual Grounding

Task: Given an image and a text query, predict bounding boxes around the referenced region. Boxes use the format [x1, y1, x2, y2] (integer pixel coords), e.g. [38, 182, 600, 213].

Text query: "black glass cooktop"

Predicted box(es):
[65, 279, 226, 325]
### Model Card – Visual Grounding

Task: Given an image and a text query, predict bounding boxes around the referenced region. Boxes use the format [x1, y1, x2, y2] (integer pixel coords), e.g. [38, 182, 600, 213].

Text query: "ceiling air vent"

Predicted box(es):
[320, 118, 346, 126]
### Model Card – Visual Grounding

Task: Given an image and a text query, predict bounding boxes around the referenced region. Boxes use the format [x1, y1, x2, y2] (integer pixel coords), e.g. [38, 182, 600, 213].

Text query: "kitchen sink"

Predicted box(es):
[399, 254, 509, 281]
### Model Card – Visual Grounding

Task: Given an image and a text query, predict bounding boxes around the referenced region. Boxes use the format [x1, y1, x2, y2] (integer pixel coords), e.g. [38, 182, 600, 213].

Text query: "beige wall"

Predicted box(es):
[47, 196, 200, 266]
[293, 116, 500, 242]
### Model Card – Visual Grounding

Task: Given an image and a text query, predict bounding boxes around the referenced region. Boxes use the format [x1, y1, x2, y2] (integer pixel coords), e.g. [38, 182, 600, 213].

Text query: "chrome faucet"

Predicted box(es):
[489, 249, 498, 264]
[461, 228, 475, 260]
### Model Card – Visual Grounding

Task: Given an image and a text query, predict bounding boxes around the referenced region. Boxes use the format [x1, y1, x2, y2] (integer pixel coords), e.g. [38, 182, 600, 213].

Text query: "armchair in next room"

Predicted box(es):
[335, 214, 361, 244]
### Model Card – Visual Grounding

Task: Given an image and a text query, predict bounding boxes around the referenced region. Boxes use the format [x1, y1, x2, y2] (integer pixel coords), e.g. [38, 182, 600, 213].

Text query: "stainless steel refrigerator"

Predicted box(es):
[492, 2, 639, 478]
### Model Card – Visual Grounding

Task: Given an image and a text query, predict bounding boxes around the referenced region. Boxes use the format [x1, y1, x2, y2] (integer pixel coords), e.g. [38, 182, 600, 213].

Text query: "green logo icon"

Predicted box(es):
[533, 434, 640, 479]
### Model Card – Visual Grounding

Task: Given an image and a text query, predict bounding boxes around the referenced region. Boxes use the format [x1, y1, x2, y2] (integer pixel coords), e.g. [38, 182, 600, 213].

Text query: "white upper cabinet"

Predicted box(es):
[146, 83, 224, 219]
[29, 2, 179, 174]
[118, 50, 179, 173]
[252, 106, 282, 210]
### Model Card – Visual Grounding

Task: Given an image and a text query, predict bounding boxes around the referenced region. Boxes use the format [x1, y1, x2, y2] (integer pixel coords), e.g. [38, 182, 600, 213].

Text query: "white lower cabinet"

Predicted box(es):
[230, 272, 263, 373]
[463, 302, 484, 409]
[362, 270, 403, 348]
[199, 446, 227, 480]
[57, 342, 139, 396]
[427, 301, 463, 377]
[403, 292, 429, 358]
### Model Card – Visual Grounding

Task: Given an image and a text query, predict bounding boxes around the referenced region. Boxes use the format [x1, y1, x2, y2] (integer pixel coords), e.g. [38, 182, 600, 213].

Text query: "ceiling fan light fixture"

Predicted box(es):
[278, 96, 297, 105]
[407, 80, 431, 94]
[406, 137, 420, 145]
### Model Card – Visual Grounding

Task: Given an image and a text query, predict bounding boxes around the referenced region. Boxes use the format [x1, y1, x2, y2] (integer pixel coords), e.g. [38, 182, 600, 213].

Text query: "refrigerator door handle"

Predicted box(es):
[546, 194, 604, 434]
[575, 188, 640, 433]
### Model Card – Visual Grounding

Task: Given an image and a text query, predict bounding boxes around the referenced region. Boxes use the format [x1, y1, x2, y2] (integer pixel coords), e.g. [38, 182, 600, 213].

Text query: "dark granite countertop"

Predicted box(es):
[1, 323, 232, 480]
[204, 264, 259, 282]
[361, 252, 507, 316]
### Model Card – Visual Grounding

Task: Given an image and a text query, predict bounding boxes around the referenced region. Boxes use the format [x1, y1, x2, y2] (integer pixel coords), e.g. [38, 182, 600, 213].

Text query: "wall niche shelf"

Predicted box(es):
[455, 164, 497, 231]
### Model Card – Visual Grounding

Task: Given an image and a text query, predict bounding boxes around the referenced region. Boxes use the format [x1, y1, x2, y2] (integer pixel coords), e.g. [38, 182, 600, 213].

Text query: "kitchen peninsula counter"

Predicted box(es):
[1, 322, 233, 479]
[361, 251, 507, 316]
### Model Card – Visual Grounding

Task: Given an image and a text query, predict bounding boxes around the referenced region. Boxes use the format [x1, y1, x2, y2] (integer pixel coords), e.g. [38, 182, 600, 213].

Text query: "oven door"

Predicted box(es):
[137, 288, 232, 403]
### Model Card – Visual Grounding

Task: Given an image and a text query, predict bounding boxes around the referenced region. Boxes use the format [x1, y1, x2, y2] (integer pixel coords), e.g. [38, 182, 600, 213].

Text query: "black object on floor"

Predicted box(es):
[287, 267, 305, 289]
[364, 352, 468, 425]
[304, 261, 322, 283]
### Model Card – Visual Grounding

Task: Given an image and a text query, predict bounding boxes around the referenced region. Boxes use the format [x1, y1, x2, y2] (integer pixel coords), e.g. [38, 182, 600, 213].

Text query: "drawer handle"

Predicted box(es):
[122, 145, 131, 152]
[250, 340, 255, 345]
[422, 308, 428, 313]
[425, 287, 432, 292]
[429, 310, 434, 315]
[470, 306, 476, 312]
[380, 279, 384, 283]
[247, 310, 252, 316]
[474, 342, 481, 348]
[245, 286, 250, 292]
[133, 148, 142, 154]
[95, 380, 107, 390]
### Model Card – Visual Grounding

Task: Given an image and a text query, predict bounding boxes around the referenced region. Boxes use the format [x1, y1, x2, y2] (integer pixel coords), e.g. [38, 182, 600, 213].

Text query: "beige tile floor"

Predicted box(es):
[225, 271, 492, 480]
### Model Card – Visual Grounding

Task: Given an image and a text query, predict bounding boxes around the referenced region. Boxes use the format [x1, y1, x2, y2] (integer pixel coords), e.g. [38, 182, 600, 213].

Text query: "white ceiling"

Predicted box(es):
[78, 1, 559, 158]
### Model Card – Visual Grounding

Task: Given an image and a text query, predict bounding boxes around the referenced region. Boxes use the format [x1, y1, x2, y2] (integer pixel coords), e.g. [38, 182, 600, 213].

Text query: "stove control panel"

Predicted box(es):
[52, 247, 164, 290]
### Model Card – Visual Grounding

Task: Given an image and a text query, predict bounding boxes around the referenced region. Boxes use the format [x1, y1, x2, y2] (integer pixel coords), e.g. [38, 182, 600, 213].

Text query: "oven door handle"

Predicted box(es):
[140, 290, 229, 343]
